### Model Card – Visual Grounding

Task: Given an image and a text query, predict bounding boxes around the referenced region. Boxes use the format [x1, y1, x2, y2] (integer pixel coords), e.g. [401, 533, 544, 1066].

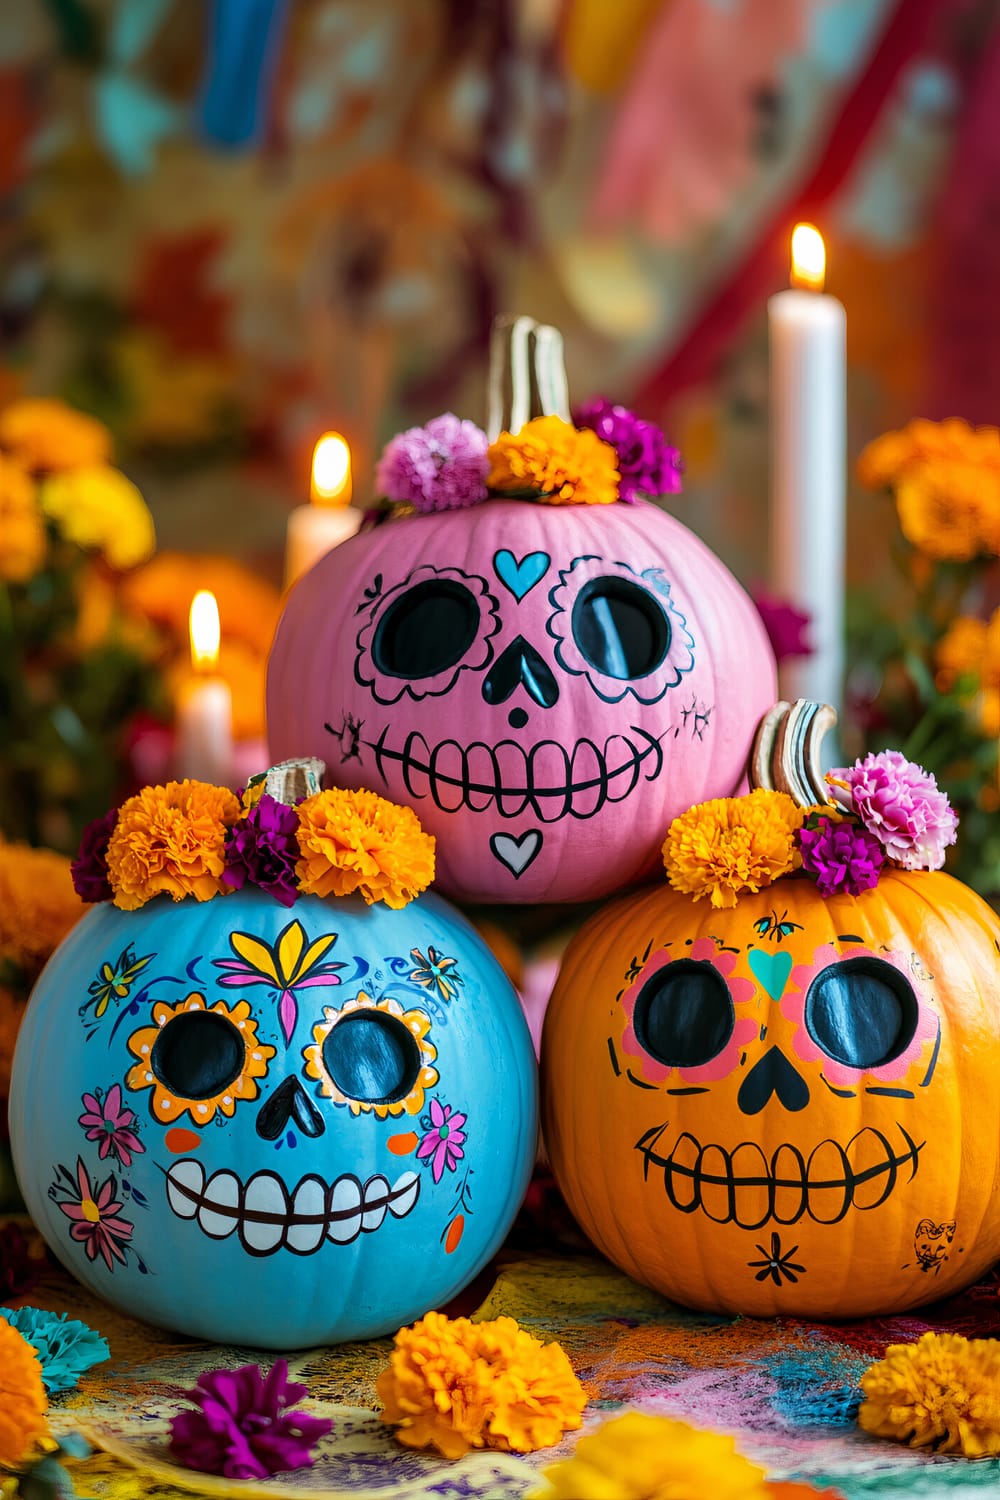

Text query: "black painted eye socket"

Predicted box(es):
[322, 1011, 421, 1105]
[571, 577, 670, 680]
[632, 960, 734, 1069]
[804, 958, 919, 1070]
[151, 1010, 244, 1099]
[373, 579, 480, 679]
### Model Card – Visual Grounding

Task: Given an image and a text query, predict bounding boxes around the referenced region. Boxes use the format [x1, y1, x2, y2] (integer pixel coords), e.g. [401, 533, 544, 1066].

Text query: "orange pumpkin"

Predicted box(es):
[542, 706, 1000, 1318]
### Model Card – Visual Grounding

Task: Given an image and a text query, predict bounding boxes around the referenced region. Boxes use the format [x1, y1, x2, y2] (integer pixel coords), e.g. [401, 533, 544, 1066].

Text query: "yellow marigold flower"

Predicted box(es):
[106, 780, 240, 910]
[894, 461, 997, 562]
[0, 397, 111, 473]
[858, 1330, 1000, 1457]
[378, 1311, 585, 1460]
[0, 456, 45, 583]
[935, 615, 988, 693]
[40, 465, 155, 570]
[528, 1412, 769, 1500]
[858, 418, 1000, 491]
[488, 415, 620, 506]
[0, 1317, 48, 1467]
[857, 430, 917, 491]
[663, 789, 804, 909]
[295, 788, 434, 909]
[0, 843, 86, 984]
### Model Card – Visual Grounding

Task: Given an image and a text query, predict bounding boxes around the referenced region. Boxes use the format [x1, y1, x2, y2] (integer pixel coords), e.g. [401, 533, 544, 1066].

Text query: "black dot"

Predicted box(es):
[508, 707, 528, 729]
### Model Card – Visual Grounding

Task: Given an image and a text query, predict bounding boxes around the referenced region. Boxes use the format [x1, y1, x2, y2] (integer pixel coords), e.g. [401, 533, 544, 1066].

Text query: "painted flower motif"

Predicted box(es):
[408, 947, 463, 1004]
[304, 992, 438, 1118]
[81, 945, 154, 1023]
[785, 943, 938, 1089]
[125, 993, 275, 1125]
[214, 920, 343, 1046]
[50, 1158, 134, 1272]
[620, 938, 757, 1086]
[417, 1099, 467, 1183]
[77, 1085, 144, 1167]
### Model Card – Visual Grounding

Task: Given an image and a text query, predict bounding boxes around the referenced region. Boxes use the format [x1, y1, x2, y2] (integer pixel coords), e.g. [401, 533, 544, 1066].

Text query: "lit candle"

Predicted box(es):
[177, 590, 233, 785]
[768, 224, 846, 717]
[284, 432, 361, 587]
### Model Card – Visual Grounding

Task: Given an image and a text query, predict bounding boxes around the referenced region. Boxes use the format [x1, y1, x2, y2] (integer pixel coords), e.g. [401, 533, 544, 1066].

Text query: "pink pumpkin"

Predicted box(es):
[267, 499, 776, 903]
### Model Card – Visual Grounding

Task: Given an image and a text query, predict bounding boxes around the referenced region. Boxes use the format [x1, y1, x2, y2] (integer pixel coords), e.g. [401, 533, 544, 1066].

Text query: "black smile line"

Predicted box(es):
[364, 727, 664, 821]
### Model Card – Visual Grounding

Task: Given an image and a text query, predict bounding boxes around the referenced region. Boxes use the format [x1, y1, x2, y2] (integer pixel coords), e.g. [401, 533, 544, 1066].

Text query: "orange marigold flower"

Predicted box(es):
[378, 1311, 584, 1460]
[663, 790, 804, 909]
[488, 416, 619, 506]
[859, 1330, 1000, 1457]
[935, 615, 988, 693]
[0, 1318, 48, 1467]
[0, 397, 111, 473]
[0, 456, 44, 583]
[858, 417, 1000, 491]
[295, 788, 434, 909]
[529, 1412, 769, 1500]
[0, 842, 87, 985]
[40, 465, 155, 570]
[106, 780, 240, 910]
[895, 460, 999, 562]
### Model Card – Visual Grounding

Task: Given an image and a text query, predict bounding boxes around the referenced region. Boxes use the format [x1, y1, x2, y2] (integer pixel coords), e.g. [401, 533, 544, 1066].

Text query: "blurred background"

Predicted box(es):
[3, 0, 1000, 868]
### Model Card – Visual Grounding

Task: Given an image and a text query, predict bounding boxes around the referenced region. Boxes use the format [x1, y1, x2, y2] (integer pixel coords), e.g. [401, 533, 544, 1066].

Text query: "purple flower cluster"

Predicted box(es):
[376, 413, 489, 513]
[223, 794, 300, 907]
[573, 398, 682, 503]
[831, 750, 958, 872]
[71, 808, 118, 902]
[798, 817, 885, 897]
[169, 1361, 332, 1480]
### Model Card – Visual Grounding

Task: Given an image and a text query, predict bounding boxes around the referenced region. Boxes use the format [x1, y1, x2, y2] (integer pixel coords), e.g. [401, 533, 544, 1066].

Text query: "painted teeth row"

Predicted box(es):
[638, 1127, 922, 1230]
[376, 730, 662, 821]
[166, 1161, 420, 1256]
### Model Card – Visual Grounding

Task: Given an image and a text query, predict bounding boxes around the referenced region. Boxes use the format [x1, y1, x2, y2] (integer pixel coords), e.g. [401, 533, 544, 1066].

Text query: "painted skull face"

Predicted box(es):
[542, 872, 1000, 1318]
[11, 889, 537, 1349]
[267, 501, 777, 903]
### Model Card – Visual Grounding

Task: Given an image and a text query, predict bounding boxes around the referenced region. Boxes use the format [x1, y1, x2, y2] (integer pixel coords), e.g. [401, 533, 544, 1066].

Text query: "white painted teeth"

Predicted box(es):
[286, 1176, 327, 1254]
[166, 1158, 203, 1219]
[164, 1161, 421, 1256]
[327, 1175, 364, 1244]
[241, 1173, 288, 1254]
[198, 1170, 240, 1239]
[388, 1170, 419, 1218]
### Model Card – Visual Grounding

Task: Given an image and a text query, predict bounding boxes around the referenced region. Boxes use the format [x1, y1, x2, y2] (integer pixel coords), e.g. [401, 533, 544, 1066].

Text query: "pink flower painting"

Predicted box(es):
[78, 1085, 144, 1167]
[416, 1099, 468, 1183]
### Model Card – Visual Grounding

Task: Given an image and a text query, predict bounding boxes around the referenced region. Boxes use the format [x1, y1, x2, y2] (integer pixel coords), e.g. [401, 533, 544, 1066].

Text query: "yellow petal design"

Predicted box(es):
[299, 931, 337, 977]
[277, 921, 306, 985]
[230, 931, 279, 984]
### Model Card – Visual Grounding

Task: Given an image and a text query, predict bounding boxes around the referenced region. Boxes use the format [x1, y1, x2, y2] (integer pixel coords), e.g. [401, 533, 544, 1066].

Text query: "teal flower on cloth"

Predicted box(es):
[0, 1306, 109, 1394]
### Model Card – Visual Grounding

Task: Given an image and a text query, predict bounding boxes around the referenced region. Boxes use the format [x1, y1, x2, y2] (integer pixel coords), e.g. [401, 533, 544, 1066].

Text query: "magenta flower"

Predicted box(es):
[71, 808, 118, 902]
[77, 1085, 144, 1167]
[573, 397, 682, 502]
[53, 1158, 134, 1272]
[751, 586, 814, 664]
[798, 816, 885, 897]
[416, 1098, 467, 1183]
[223, 794, 300, 908]
[169, 1361, 333, 1480]
[831, 750, 959, 871]
[375, 414, 489, 512]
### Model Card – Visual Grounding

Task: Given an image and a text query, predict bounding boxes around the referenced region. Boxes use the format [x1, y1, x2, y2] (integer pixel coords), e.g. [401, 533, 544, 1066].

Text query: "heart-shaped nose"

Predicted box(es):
[483, 635, 559, 708]
[737, 1045, 809, 1115]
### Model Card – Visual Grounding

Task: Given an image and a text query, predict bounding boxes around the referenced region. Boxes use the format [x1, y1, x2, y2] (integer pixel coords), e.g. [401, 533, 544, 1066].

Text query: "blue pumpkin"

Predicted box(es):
[10, 888, 537, 1348]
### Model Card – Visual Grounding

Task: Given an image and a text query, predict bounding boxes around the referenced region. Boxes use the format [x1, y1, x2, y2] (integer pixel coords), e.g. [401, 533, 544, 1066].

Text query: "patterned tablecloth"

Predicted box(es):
[27, 1250, 1000, 1499]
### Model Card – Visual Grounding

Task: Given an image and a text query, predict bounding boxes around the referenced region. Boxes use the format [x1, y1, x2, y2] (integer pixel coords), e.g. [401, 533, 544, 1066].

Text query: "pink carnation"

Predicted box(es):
[830, 750, 958, 871]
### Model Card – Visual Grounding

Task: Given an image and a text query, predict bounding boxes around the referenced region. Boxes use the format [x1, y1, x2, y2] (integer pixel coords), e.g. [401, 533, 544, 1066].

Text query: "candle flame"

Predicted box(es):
[311, 432, 352, 507]
[790, 223, 825, 292]
[190, 590, 221, 672]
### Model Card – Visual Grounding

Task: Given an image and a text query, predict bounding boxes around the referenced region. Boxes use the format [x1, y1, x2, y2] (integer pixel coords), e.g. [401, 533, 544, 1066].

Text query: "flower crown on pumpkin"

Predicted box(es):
[71, 759, 435, 913]
[662, 700, 959, 910]
[371, 315, 682, 517]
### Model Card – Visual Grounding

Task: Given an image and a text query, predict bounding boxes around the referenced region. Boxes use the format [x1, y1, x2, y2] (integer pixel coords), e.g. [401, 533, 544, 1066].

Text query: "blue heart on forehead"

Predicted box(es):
[748, 948, 794, 1001]
[493, 550, 550, 601]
